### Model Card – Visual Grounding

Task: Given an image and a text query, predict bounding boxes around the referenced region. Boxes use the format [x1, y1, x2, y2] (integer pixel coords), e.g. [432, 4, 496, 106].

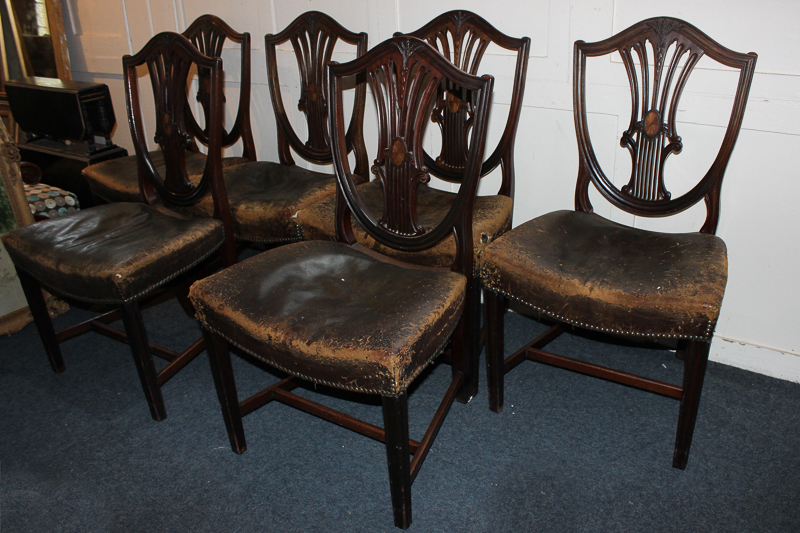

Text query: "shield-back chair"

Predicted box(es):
[189, 36, 494, 528]
[2, 32, 236, 421]
[83, 14, 256, 204]
[481, 17, 757, 469]
[295, 10, 530, 399]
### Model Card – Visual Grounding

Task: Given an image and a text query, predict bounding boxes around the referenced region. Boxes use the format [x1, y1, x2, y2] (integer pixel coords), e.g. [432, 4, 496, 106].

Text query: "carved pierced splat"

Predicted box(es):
[413, 12, 489, 172]
[329, 36, 494, 271]
[125, 32, 227, 209]
[182, 15, 255, 161]
[617, 32, 701, 202]
[265, 12, 368, 171]
[186, 20, 228, 133]
[573, 17, 758, 233]
[399, 10, 530, 197]
[145, 34, 197, 196]
[368, 52, 438, 236]
[292, 24, 337, 152]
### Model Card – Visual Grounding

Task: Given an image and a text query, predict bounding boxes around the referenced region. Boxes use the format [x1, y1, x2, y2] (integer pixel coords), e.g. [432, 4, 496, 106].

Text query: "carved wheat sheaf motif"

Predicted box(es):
[616, 21, 700, 203]
[144, 35, 199, 195]
[369, 52, 439, 236]
[417, 16, 489, 173]
[396, 39, 427, 70]
[292, 21, 337, 152]
[452, 11, 472, 35]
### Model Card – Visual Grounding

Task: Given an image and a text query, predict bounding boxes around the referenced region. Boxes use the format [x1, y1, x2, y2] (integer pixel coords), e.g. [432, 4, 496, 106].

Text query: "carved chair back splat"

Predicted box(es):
[573, 17, 757, 233]
[183, 14, 256, 164]
[399, 10, 530, 197]
[265, 11, 368, 176]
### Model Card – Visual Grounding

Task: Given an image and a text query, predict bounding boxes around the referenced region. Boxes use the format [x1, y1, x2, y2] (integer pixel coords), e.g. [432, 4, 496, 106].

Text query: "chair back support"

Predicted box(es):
[399, 10, 529, 196]
[124, 31, 234, 258]
[329, 37, 494, 278]
[573, 17, 757, 233]
[183, 14, 256, 161]
[265, 11, 368, 174]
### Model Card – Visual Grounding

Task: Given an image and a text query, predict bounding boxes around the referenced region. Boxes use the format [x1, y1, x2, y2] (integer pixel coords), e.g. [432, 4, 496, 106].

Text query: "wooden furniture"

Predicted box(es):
[294, 11, 529, 399]
[481, 17, 757, 469]
[189, 36, 494, 529]
[81, 14, 255, 204]
[265, 11, 368, 181]
[1, 32, 236, 421]
[5, 77, 128, 208]
[6, 77, 117, 151]
[154, 12, 369, 246]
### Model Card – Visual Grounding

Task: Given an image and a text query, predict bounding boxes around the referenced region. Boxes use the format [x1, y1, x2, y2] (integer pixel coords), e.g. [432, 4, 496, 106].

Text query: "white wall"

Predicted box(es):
[61, 0, 800, 382]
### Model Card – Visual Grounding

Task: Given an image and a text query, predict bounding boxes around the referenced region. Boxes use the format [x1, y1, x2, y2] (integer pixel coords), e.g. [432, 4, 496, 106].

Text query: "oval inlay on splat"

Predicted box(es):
[644, 110, 661, 137]
[307, 82, 318, 102]
[447, 91, 461, 113]
[163, 113, 173, 135]
[391, 138, 406, 166]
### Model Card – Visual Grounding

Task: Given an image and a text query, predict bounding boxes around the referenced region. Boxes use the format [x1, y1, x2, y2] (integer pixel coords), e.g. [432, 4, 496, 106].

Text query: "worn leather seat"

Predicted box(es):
[178, 161, 357, 244]
[481, 210, 728, 339]
[192, 240, 466, 395]
[4, 202, 224, 304]
[86, 151, 249, 203]
[298, 180, 512, 274]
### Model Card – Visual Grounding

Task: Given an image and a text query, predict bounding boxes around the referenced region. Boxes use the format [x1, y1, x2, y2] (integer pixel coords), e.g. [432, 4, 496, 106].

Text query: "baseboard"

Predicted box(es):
[0, 305, 32, 336]
[711, 336, 800, 384]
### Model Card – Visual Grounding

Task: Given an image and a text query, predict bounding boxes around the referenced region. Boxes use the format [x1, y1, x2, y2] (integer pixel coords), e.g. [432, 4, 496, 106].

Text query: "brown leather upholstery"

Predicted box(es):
[481, 210, 727, 340]
[179, 161, 366, 244]
[295, 181, 512, 274]
[84, 151, 249, 203]
[2, 202, 224, 304]
[191, 240, 466, 396]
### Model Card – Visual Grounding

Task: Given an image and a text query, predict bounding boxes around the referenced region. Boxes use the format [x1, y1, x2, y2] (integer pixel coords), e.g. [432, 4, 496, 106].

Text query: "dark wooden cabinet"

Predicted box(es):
[5, 77, 128, 207]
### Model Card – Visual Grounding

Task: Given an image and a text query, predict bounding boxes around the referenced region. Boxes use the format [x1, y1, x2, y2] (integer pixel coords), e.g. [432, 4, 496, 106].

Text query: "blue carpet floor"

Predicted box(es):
[1, 297, 799, 532]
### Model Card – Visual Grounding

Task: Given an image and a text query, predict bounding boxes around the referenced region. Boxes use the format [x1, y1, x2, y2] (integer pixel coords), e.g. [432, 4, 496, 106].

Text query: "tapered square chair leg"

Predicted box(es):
[16, 268, 65, 373]
[120, 302, 167, 422]
[204, 330, 246, 454]
[673, 340, 710, 469]
[382, 393, 412, 529]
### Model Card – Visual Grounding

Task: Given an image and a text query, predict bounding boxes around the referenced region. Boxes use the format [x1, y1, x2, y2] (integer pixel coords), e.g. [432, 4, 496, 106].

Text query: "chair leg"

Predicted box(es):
[175, 281, 197, 319]
[673, 339, 710, 469]
[120, 301, 167, 421]
[382, 393, 412, 529]
[485, 289, 506, 413]
[15, 268, 65, 373]
[456, 276, 482, 403]
[204, 329, 246, 454]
